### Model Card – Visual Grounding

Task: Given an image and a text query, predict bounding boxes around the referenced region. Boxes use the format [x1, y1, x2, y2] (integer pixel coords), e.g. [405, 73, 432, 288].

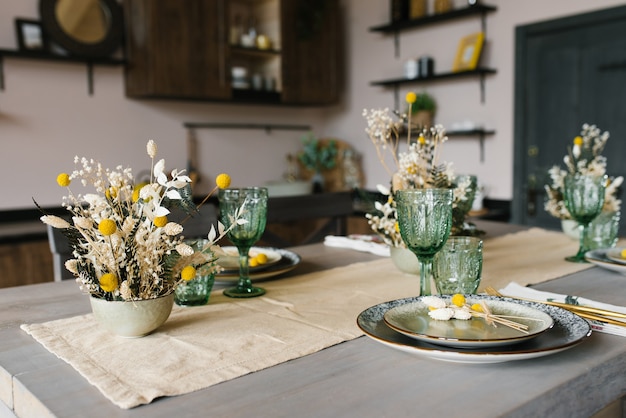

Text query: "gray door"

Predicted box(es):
[513, 5, 626, 235]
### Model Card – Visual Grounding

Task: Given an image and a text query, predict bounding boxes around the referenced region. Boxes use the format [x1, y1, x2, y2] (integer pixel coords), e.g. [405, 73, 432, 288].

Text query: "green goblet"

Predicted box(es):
[219, 187, 268, 297]
[563, 174, 606, 263]
[395, 188, 453, 296]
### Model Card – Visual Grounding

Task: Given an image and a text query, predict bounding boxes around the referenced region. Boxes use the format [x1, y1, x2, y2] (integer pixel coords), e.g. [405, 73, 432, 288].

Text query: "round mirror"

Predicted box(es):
[39, 0, 123, 58]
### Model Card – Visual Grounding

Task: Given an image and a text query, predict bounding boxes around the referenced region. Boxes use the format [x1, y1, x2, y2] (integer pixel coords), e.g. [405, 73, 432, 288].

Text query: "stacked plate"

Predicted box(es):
[585, 247, 626, 275]
[356, 295, 592, 364]
[215, 246, 301, 282]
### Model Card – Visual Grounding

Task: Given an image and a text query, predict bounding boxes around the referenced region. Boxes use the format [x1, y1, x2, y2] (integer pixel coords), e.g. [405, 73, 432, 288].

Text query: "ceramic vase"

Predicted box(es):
[90, 293, 174, 338]
[389, 246, 421, 275]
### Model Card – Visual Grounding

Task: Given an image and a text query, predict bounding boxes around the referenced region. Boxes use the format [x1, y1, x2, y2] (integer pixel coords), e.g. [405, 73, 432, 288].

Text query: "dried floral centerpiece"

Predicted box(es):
[363, 92, 479, 248]
[544, 123, 622, 220]
[39, 140, 237, 302]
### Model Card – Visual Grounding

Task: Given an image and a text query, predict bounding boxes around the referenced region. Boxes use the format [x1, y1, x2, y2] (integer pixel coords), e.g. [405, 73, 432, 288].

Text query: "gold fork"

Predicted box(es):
[484, 286, 626, 327]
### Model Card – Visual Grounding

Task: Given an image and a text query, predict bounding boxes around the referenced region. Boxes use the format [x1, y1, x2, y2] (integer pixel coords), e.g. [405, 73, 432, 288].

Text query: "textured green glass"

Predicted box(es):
[174, 239, 216, 306]
[433, 236, 483, 295]
[563, 174, 606, 263]
[219, 187, 268, 297]
[395, 188, 453, 296]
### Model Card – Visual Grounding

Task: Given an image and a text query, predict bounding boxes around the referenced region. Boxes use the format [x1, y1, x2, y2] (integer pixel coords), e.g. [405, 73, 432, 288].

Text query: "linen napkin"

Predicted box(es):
[324, 234, 390, 257]
[500, 282, 626, 337]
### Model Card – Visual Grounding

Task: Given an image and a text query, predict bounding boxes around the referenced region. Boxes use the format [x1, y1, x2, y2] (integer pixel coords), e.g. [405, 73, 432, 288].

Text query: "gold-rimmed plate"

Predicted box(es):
[585, 249, 626, 275]
[215, 248, 301, 283]
[217, 246, 282, 273]
[383, 297, 554, 349]
[605, 248, 626, 265]
[357, 295, 591, 364]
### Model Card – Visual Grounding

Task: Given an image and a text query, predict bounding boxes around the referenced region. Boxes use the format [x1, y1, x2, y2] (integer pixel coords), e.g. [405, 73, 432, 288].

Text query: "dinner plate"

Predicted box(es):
[383, 297, 554, 349]
[605, 248, 626, 265]
[357, 295, 591, 364]
[585, 249, 626, 275]
[217, 246, 282, 273]
[215, 248, 301, 283]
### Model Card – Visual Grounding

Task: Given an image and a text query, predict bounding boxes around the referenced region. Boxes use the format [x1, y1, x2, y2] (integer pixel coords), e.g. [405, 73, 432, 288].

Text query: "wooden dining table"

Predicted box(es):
[1, 220, 626, 418]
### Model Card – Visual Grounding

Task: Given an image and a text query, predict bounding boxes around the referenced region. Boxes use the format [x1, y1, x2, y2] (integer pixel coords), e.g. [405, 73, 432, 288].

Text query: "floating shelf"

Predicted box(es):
[370, 4, 497, 58]
[371, 68, 497, 107]
[369, 4, 497, 33]
[447, 128, 495, 162]
[0, 48, 124, 95]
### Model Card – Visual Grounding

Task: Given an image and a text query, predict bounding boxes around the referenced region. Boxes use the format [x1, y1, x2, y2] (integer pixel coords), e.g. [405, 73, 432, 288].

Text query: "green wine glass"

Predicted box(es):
[219, 187, 268, 297]
[395, 188, 453, 296]
[563, 174, 606, 263]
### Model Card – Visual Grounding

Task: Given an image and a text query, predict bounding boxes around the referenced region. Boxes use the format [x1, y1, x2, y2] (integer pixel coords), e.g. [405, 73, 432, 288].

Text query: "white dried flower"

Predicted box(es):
[421, 296, 447, 309]
[64, 259, 78, 274]
[40, 215, 71, 229]
[452, 308, 472, 320]
[428, 308, 455, 321]
[72, 216, 92, 229]
[147, 140, 157, 158]
[164, 222, 183, 236]
[176, 243, 194, 257]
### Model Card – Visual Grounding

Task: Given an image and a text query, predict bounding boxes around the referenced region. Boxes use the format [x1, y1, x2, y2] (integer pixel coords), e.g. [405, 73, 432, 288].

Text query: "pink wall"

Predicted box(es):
[1, 0, 624, 210]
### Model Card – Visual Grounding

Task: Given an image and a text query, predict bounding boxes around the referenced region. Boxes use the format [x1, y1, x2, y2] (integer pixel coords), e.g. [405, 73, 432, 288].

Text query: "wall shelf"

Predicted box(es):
[0, 48, 124, 95]
[370, 4, 497, 57]
[447, 128, 495, 162]
[370, 4, 496, 33]
[183, 122, 311, 134]
[371, 67, 497, 108]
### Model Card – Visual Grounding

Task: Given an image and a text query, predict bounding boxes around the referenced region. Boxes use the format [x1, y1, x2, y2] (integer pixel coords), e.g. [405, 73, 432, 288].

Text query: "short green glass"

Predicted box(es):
[219, 187, 268, 298]
[563, 174, 606, 263]
[174, 239, 216, 306]
[433, 236, 483, 295]
[395, 188, 453, 296]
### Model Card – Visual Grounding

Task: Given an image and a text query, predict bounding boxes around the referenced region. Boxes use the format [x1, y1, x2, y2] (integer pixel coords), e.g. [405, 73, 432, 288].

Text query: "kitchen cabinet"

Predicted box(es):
[123, 0, 342, 105]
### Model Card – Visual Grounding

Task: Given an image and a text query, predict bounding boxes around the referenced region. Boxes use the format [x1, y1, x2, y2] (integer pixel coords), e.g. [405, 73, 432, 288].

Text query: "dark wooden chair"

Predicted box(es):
[260, 191, 354, 248]
[47, 224, 74, 282]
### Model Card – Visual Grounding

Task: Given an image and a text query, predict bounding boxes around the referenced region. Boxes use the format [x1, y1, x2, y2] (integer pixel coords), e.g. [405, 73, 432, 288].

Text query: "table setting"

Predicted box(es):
[8, 117, 626, 415]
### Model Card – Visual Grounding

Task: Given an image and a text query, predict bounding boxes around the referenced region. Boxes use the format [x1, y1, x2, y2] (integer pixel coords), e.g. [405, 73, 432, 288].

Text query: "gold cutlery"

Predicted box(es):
[484, 286, 626, 328]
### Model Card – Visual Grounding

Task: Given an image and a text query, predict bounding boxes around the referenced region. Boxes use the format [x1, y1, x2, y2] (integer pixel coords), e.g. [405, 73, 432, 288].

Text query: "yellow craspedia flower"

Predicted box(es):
[256, 253, 268, 265]
[216, 173, 231, 189]
[105, 186, 118, 200]
[132, 182, 147, 202]
[99, 273, 119, 293]
[405, 92, 417, 104]
[418, 134, 426, 145]
[56, 173, 71, 187]
[573, 136, 583, 146]
[621, 249, 626, 259]
[451, 294, 466, 307]
[153, 216, 168, 228]
[181, 265, 197, 281]
[98, 219, 117, 236]
[471, 303, 483, 313]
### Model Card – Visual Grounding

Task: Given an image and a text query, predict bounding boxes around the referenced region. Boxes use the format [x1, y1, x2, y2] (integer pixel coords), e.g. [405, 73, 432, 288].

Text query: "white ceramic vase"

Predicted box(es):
[389, 246, 420, 275]
[90, 293, 174, 338]
[561, 219, 580, 240]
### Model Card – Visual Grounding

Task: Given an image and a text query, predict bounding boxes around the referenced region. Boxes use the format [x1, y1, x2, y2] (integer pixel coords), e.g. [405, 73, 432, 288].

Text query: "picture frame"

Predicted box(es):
[452, 32, 485, 72]
[15, 18, 48, 52]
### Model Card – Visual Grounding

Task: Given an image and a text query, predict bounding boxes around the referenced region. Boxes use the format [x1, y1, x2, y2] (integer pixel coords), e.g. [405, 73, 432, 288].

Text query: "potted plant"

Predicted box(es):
[407, 91, 436, 129]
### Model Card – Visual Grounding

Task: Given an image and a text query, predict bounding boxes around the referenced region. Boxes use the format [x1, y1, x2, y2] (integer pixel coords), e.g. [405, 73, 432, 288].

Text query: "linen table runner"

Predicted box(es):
[21, 227, 594, 409]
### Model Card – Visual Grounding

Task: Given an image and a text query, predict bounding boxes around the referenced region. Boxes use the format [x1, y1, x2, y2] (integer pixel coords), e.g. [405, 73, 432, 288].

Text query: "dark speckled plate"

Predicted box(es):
[383, 298, 554, 349]
[357, 295, 591, 364]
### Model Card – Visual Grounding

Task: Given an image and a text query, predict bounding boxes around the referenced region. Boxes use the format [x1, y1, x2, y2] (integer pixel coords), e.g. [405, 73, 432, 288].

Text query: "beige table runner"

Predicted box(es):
[21, 227, 597, 409]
